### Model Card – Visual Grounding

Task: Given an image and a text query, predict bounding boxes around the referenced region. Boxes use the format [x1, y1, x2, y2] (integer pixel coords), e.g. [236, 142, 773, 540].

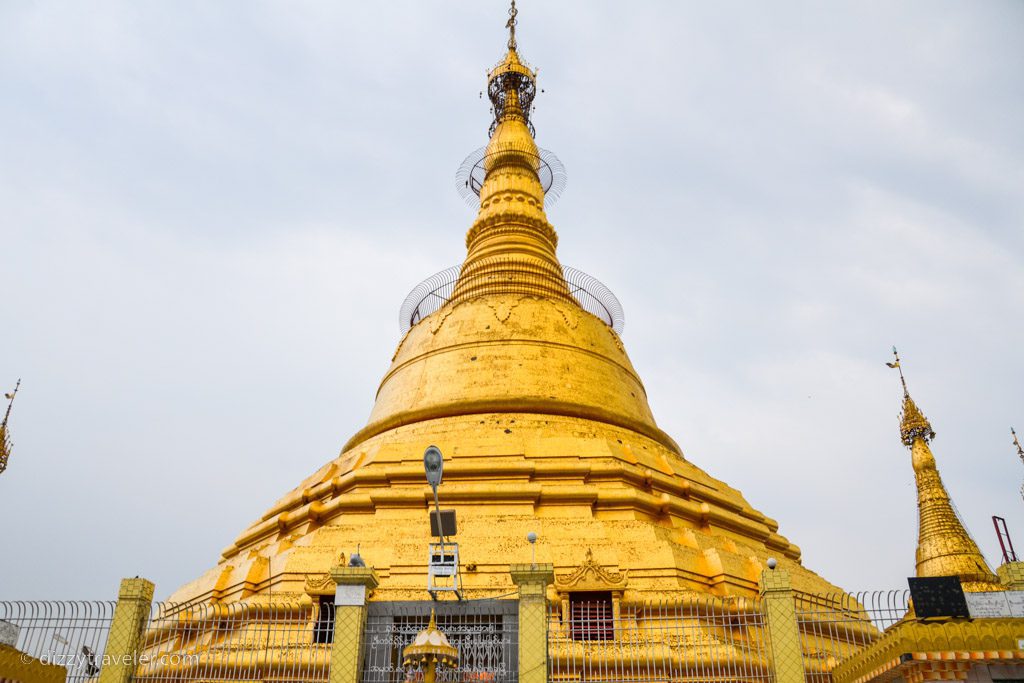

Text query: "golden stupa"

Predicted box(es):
[889, 350, 1001, 592]
[168, 6, 848, 606]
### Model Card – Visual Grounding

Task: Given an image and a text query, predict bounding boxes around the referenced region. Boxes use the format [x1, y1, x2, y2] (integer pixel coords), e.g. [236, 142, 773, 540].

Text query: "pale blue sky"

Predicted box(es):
[1, 1, 1022, 598]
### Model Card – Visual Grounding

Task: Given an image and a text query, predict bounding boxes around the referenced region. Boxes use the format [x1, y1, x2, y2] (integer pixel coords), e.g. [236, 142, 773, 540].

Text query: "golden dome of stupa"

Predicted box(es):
[168, 6, 848, 607]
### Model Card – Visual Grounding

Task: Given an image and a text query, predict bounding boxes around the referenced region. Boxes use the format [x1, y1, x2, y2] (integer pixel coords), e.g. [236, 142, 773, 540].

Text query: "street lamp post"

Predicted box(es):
[424, 445, 446, 561]
[423, 445, 461, 599]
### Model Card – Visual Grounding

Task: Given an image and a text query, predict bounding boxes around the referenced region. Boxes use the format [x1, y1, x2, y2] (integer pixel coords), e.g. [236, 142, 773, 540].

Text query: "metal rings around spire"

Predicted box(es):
[399, 261, 624, 335]
[455, 145, 567, 207]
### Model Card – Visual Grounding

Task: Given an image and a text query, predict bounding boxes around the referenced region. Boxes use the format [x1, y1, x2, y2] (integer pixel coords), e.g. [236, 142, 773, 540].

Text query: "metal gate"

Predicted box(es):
[361, 600, 518, 683]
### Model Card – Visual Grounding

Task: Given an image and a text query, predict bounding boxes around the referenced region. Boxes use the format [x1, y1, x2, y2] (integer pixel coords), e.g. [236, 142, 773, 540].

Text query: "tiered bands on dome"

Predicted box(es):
[400, 260, 624, 335]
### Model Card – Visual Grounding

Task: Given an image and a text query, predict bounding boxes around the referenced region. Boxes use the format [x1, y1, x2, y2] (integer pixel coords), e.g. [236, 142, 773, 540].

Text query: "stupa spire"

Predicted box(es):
[450, 2, 574, 306]
[0, 378, 20, 476]
[887, 349, 1001, 591]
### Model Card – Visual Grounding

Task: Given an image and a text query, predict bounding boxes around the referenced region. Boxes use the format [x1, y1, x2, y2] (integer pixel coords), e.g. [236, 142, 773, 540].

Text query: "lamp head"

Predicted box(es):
[424, 445, 444, 489]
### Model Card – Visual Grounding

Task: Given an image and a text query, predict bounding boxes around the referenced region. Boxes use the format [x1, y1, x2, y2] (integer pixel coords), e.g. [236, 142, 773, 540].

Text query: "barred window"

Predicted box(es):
[313, 594, 335, 644]
[568, 591, 613, 641]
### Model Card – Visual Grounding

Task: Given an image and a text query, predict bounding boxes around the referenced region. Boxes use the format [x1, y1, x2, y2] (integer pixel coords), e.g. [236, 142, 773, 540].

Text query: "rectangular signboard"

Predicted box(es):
[965, 591, 1011, 618]
[1006, 591, 1024, 617]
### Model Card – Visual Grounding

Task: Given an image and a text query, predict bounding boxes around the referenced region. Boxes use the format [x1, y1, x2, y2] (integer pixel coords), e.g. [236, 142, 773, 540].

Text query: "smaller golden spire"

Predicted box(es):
[887, 347, 934, 446]
[887, 352, 1000, 591]
[0, 378, 20, 476]
[1013, 427, 1024, 466]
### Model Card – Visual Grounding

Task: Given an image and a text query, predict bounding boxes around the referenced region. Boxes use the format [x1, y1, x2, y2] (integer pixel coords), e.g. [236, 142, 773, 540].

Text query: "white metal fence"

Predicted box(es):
[0, 601, 116, 683]
[548, 596, 773, 683]
[134, 601, 332, 683]
[1, 589, 913, 683]
[795, 591, 910, 683]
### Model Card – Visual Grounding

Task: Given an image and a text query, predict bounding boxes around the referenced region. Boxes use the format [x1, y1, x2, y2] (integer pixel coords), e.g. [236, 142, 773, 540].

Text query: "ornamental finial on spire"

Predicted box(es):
[886, 345, 908, 394]
[506, 0, 518, 51]
[1013, 427, 1024, 465]
[486, 1, 537, 137]
[886, 348, 934, 446]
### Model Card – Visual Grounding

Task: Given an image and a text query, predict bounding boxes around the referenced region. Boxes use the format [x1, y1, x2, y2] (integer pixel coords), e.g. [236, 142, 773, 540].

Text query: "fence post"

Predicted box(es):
[510, 564, 554, 683]
[760, 566, 805, 683]
[328, 565, 379, 683]
[96, 577, 154, 683]
[997, 561, 1024, 589]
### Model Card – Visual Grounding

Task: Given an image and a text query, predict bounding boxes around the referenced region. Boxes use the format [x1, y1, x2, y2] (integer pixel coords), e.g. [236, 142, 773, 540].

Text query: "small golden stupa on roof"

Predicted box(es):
[888, 348, 1002, 592]
[169, 1, 849, 608]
